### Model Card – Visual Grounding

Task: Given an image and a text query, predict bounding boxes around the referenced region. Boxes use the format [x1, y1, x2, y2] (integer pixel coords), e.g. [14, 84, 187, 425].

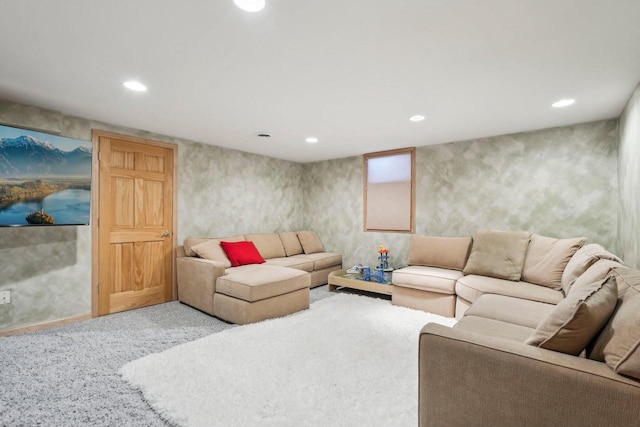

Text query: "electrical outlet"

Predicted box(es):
[0, 291, 10, 305]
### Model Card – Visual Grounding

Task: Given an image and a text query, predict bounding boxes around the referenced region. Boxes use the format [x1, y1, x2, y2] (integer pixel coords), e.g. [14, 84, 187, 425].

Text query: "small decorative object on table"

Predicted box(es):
[377, 245, 390, 270]
[376, 245, 393, 282]
[358, 245, 392, 283]
[363, 266, 387, 283]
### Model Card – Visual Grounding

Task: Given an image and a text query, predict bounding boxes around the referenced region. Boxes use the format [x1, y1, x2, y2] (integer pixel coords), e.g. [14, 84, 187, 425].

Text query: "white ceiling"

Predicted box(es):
[1, 0, 639, 163]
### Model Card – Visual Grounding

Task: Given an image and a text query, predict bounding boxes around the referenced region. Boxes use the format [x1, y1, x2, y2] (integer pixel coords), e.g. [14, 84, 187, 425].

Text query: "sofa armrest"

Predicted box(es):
[419, 323, 640, 427]
[176, 257, 226, 315]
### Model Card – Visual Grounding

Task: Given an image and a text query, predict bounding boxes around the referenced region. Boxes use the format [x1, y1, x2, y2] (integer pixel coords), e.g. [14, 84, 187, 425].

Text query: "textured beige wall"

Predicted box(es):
[0, 103, 93, 332]
[618, 83, 640, 268]
[303, 120, 619, 269]
[0, 97, 624, 332]
[0, 99, 303, 332]
[178, 141, 304, 241]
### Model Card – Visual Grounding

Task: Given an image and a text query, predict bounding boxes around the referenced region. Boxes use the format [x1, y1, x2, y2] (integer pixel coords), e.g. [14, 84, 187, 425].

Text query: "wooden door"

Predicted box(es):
[94, 132, 176, 315]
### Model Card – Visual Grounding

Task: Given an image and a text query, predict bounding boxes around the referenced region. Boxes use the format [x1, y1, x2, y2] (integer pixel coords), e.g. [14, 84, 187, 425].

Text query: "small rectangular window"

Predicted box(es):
[363, 147, 415, 232]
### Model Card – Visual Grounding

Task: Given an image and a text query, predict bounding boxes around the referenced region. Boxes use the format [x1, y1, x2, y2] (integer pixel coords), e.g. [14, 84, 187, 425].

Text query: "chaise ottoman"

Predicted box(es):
[213, 264, 310, 325]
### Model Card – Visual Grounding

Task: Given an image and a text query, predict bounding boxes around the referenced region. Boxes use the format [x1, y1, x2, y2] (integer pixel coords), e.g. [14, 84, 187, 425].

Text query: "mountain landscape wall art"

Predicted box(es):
[0, 124, 92, 226]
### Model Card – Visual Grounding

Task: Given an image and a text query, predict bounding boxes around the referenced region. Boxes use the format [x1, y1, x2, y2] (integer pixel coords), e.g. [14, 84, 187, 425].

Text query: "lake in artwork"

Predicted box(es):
[0, 123, 92, 226]
[0, 189, 91, 225]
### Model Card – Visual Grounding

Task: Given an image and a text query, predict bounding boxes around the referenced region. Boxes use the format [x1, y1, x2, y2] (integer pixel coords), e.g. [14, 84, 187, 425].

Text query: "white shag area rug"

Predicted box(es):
[120, 293, 456, 427]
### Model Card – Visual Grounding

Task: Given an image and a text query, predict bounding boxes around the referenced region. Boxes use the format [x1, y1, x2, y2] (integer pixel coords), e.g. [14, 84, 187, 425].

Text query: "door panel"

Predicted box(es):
[112, 177, 134, 227]
[144, 181, 164, 226]
[96, 134, 175, 315]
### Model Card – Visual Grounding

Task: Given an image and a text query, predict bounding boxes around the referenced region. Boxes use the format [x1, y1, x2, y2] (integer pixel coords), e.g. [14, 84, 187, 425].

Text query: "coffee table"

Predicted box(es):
[328, 269, 393, 296]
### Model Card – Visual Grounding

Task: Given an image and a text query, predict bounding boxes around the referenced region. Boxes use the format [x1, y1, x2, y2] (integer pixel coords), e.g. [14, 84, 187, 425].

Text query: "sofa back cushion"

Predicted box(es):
[462, 230, 531, 281]
[588, 267, 640, 380]
[407, 235, 472, 271]
[279, 232, 304, 256]
[244, 233, 286, 260]
[297, 231, 325, 254]
[525, 276, 617, 355]
[521, 235, 585, 290]
[191, 238, 233, 268]
[561, 244, 622, 295]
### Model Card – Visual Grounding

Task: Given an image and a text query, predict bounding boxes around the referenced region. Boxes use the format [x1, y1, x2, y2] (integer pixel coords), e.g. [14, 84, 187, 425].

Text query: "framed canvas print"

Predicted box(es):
[0, 124, 92, 226]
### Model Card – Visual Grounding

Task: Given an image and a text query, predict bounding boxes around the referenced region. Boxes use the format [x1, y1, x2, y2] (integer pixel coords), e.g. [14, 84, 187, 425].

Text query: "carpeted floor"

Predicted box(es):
[0, 286, 335, 426]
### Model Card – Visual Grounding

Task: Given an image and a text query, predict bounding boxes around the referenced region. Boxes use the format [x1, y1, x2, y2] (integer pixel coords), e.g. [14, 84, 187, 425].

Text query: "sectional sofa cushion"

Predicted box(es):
[298, 252, 342, 270]
[560, 243, 622, 295]
[298, 231, 325, 254]
[525, 276, 617, 355]
[191, 238, 233, 268]
[463, 230, 531, 281]
[589, 268, 640, 380]
[392, 266, 461, 294]
[265, 256, 314, 272]
[220, 241, 266, 267]
[244, 233, 286, 259]
[407, 235, 472, 271]
[456, 275, 563, 305]
[464, 294, 555, 329]
[216, 264, 309, 303]
[455, 315, 535, 342]
[279, 232, 304, 256]
[521, 234, 585, 290]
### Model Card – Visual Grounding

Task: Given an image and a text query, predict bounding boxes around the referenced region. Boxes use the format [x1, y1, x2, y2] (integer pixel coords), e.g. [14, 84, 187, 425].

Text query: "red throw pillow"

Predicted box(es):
[220, 241, 265, 267]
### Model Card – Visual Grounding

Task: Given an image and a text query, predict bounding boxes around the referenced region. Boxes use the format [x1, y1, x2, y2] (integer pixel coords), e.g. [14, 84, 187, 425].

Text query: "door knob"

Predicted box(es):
[161, 230, 170, 237]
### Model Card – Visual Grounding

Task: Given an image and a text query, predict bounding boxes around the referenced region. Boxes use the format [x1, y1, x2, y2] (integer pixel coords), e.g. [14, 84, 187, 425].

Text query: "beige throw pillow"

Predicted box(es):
[183, 237, 213, 257]
[407, 235, 472, 271]
[560, 243, 622, 295]
[567, 259, 625, 297]
[521, 234, 585, 290]
[191, 239, 232, 268]
[462, 230, 531, 281]
[588, 268, 640, 380]
[297, 231, 325, 254]
[525, 276, 617, 355]
[279, 232, 304, 256]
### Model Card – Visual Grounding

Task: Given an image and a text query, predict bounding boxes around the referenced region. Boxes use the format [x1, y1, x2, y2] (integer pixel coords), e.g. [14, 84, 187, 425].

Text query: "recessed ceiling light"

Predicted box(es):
[234, 0, 265, 12]
[552, 99, 575, 108]
[409, 115, 425, 122]
[305, 137, 319, 144]
[123, 81, 147, 92]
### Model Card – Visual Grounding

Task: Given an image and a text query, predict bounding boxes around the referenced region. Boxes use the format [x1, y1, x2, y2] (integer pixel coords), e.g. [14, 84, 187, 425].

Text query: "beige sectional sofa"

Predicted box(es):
[176, 231, 342, 324]
[392, 230, 592, 317]
[394, 230, 640, 426]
